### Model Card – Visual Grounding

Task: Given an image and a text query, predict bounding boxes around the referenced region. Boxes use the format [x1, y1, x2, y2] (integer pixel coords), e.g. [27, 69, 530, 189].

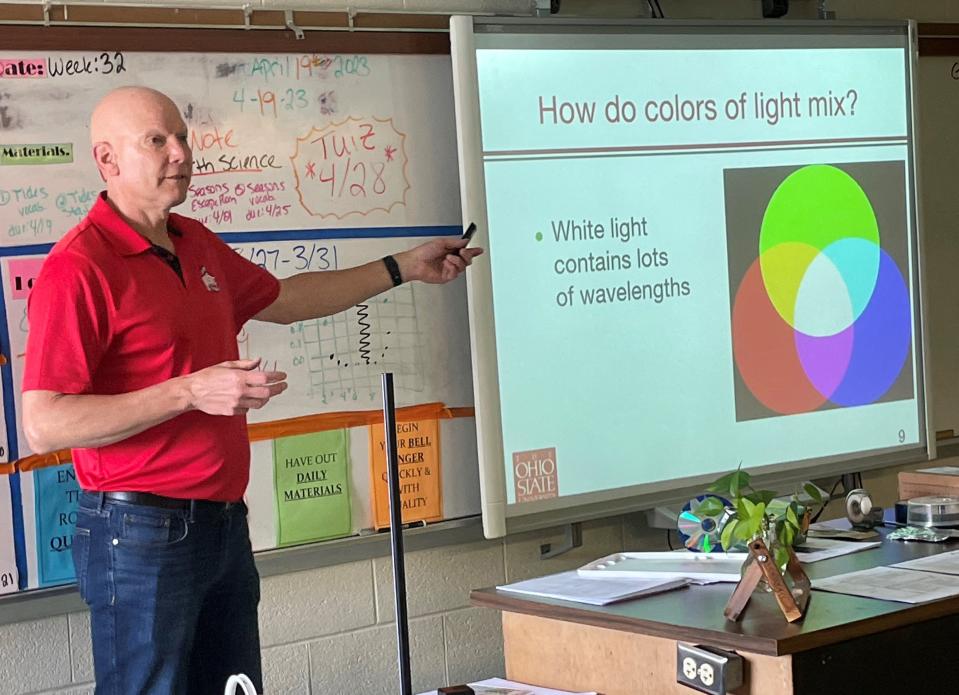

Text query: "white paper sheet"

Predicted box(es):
[498, 570, 687, 606]
[892, 548, 959, 575]
[793, 538, 882, 563]
[418, 678, 597, 695]
[813, 566, 959, 603]
[471, 680, 596, 695]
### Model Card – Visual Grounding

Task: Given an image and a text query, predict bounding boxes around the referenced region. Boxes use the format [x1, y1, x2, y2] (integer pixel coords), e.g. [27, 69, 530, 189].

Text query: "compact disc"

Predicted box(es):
[677, 494, 732, 552]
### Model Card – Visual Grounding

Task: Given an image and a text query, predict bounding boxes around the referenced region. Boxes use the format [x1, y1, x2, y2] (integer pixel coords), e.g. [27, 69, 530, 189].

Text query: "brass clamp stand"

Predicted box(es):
[724, 538, 811, 623]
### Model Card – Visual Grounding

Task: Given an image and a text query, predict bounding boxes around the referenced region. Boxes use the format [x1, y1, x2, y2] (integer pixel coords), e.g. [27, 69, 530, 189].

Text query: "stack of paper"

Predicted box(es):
[892, 548, 959, 575]
[497, 570, 687, 605]
[574, 541, 881, 587]
[807, 518, 880, 541]
[813, 566, 959, 603]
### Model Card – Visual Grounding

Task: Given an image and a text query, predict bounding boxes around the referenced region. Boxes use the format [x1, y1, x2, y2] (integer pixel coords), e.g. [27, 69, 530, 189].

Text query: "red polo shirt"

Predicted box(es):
[22, 193, 280, 501]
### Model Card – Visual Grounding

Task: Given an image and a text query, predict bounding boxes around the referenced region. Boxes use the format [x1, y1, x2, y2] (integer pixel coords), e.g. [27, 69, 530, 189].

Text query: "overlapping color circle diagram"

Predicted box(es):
[732, 164, 912, 415]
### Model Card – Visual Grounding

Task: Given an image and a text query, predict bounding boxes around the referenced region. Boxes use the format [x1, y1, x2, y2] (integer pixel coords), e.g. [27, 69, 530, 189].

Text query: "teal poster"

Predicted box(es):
[35, 464, 80, 586]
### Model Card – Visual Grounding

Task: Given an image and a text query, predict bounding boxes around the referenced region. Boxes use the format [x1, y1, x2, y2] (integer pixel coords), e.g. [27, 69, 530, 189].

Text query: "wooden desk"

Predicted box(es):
[472, 532, 959, 694]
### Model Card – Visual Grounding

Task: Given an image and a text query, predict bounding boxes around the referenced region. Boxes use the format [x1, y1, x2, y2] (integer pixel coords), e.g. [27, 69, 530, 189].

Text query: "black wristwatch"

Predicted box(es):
[382, 255, 403, 287]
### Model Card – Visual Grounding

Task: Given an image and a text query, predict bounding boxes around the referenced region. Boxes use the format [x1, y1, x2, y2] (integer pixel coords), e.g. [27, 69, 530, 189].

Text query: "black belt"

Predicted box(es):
[93, 491, 240, 511]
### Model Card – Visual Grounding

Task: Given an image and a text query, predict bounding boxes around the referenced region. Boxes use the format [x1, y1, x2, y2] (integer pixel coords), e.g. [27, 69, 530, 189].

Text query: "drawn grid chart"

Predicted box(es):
[232, 235, 470, 424]
[300, 286, 425, 404]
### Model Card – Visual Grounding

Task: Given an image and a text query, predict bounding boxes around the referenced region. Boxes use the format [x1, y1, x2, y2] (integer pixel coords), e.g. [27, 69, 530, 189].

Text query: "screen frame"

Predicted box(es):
[451, 16, 932, 539]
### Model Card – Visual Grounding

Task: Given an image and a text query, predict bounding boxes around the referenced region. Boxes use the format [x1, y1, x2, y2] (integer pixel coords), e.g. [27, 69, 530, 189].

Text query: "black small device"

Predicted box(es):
[762, 0, 788, 17]
[457, 222, 477, 258]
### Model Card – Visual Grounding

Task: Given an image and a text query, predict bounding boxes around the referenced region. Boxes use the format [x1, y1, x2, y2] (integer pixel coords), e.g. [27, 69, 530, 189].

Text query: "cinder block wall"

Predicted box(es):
[1, 460, 922, 694]
[0, 514, 670, 694]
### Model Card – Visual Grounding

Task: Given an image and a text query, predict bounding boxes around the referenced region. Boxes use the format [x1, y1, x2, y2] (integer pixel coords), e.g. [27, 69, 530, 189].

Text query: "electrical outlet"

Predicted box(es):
[676, 643, 743, 695]
[697, 662, 715, 688]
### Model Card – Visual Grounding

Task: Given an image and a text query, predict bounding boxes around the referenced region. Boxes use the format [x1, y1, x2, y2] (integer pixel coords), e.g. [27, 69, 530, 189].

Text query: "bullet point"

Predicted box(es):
[535, 232, 543, 241]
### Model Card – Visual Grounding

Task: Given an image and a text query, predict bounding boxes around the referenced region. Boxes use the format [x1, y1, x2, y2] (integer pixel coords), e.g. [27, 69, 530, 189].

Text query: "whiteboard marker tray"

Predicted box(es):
[578, 552, 749, 583]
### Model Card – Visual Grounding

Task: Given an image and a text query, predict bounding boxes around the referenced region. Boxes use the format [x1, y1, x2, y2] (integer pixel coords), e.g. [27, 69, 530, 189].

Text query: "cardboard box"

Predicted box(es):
[898, 467, 959, 500]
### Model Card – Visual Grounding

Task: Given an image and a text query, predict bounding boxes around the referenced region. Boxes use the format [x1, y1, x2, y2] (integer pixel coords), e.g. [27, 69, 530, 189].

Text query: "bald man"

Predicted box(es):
[21, 86, 480, 695]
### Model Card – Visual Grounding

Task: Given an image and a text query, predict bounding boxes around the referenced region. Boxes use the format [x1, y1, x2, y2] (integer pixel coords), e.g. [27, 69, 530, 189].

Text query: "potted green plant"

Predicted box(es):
[697, 468, 824, 572]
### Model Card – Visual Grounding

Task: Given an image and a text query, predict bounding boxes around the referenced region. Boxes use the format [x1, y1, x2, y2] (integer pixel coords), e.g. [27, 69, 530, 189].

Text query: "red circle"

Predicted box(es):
[732, 259, 827, 414]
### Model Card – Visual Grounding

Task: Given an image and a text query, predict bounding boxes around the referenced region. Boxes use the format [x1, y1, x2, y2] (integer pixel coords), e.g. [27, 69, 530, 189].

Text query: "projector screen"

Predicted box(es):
[450, 18, 932, 538]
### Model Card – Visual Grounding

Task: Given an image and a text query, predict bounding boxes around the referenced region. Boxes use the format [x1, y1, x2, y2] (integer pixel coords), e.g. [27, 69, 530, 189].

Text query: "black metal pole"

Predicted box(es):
[382, 372, 412, 695]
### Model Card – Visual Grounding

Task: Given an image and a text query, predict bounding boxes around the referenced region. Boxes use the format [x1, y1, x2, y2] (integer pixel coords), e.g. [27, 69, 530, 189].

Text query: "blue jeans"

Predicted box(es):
[73, 492, 263, 695]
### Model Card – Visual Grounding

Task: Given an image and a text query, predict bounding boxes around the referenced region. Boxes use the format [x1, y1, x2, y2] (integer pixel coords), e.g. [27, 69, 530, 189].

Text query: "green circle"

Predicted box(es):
[535, 232, 543, 242]
[760, 164, 878, 255]
[758, 165, 880, 326]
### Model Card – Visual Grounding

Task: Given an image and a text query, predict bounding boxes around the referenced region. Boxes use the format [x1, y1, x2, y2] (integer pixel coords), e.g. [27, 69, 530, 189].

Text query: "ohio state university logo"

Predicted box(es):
[512, 447, 558, 503]
[200, 266, 220, 292]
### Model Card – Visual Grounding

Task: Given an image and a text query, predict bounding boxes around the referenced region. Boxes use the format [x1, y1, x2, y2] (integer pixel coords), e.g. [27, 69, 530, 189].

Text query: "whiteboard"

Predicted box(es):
[0, 47, 479, 587]
[0, 51, 460, 239]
